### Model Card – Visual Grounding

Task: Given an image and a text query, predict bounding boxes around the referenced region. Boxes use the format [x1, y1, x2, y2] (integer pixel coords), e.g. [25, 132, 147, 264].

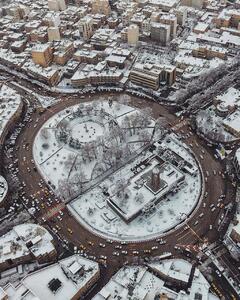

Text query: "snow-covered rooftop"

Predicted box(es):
[0, 84, 21, 138]
[0, 175, 8, 203]
[3, 255, 99, 300]
[93, 261, 219, 300]
[0, 223, 56, 264]
[216, 87, 240, 108]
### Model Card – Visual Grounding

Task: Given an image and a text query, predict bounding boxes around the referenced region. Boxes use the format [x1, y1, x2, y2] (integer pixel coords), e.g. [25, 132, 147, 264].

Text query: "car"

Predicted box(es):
[132, 251, 139, 255]
[100, 255, 107, 260]
[88, 241, 94, 246]
[215, 270, 222, 277]
[144, 249, 151, 253]
[194, 220, 199, 226]
[174, 246, 181, 250]
[99, 243, 106, 248]
[115, 245, 122, 249]
[79, 244, 86, 250]
[159, 240, 166, 245]
[121, 250, 128, 255]
[67, 228, 73, 234]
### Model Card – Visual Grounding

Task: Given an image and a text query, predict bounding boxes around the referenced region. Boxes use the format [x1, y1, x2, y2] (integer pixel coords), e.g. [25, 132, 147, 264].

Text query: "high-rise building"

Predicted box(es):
[91, 0, 111, 16]
[128, 24, 139, 45]
[32, 44, 53, 67]
[79, 16, 94, 40]
[160, 14, 177, 38]
[150, 22, 170, 45]
[181, 0, 203, 9]
[48, 26, 61, 41]
[48, 0, 66, 11]
[174, 6, 187, 26]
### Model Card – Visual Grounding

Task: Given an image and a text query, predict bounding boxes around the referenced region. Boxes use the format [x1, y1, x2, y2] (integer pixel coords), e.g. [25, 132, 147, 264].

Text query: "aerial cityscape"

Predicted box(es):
[0, 0, 239, 299]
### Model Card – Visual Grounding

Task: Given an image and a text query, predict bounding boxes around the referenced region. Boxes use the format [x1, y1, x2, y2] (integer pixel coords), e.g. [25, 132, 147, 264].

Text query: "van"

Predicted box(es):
[199, 213, 204, 218]
[194, 220, 199, 226]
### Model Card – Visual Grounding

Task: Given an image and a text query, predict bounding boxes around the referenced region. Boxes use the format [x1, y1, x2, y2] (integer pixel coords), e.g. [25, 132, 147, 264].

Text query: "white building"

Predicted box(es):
[233, 148, 240, 180]
[2, 255, 100, 300]
[48, 27, 61, 41]
[151, 22, 171, 45]
[79, 16, 94, 40]
[0, 175, 8, 206]
[0, 224, 57, 271]
[93, 260, 219, 300]
[128, 24, 139, 45]
[48, 0, 66, 12]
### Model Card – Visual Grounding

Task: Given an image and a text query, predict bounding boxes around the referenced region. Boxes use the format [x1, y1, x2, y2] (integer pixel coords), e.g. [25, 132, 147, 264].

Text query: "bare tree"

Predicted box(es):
[40, 128, 50, 140]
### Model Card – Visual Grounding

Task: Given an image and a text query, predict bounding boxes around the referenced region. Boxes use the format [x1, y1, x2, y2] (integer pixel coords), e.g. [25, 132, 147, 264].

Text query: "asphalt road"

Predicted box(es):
[1, 85, 238, 299]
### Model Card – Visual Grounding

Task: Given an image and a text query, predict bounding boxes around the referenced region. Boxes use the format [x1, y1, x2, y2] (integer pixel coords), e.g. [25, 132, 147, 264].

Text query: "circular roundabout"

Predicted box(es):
[33, 98, 203, 242]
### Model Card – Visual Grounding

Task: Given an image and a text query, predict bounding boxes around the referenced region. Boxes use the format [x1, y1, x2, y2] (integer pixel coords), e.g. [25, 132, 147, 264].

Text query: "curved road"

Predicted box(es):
[2, 90, 237, 299]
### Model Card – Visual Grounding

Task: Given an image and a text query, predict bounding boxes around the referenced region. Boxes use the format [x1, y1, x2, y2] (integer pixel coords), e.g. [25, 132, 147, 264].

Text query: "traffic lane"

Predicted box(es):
[13, 94, 235, 269]
[209, 263, 239, 300]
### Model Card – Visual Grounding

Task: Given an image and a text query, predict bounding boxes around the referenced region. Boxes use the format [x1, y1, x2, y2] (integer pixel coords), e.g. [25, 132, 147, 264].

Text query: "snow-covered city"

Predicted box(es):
[0, 0, 240, 299]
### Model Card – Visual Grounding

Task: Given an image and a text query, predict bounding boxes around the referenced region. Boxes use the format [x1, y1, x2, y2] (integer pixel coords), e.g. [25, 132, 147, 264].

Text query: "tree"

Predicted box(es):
[134, 192, 144, 204]
[40, 128, 50, 140]
[64, 153, 76, 170]
[59, 119, 69, 132]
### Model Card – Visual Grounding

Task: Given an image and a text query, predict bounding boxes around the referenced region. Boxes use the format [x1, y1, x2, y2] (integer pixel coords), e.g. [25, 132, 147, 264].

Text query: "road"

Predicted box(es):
[1, 82, 238, 299]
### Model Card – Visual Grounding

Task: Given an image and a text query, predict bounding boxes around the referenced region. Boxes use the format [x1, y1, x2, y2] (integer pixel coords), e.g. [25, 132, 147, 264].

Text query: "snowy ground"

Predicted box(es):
[0, 84, 21, 137]
[34, 100, 202, 241]
[196, 106, 238, 143]
[33, 100, 155, 193]
[0, 175, 8, 204]
[69, 134, 201, 241]
[93, 260, 219, 300]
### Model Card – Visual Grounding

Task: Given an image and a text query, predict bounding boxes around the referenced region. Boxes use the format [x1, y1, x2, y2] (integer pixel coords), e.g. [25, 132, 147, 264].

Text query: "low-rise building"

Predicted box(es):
[22, 61, 60, 86]
[0, 224, 57, 272]
[73, 49, 99, 64]
[71, 61, 123, 87]
[48, 26, 61, 42]
[32, 44, 53, 67]
[0, 176, 8, 207]
[233, 148, 240, 181]
[222, 110, 240, 137]
[79, 16, 94, 41]
[213, 87, 240, 116]
[2, 255, 100, 300]
[130, 62, 176, 90]
[225, 211, 240, 260]
[151, 22, 171, 45]
[53, 40, 74, 65]
[93, 260, 218, 300]
[91, 28, 117, 50]
[0, 85, 23, 150]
